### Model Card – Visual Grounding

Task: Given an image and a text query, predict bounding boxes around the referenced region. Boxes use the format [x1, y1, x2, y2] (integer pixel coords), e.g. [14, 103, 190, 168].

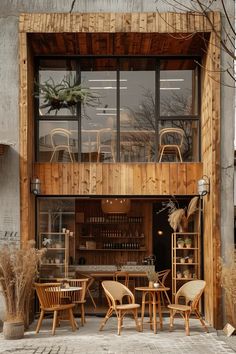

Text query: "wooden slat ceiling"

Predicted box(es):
[29, 32, 209, 57]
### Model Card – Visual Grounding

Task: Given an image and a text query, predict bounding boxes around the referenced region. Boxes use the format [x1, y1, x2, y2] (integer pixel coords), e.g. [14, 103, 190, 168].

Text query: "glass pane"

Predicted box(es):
[81, 66, 117, 163]
[38, 70, 77, 117]
[37, 198, 75, 279]
[158, 120, 199, 162]
[38, 121, 78, 162]
[120, 60, 155, 162]
[160, 68, 198, 116]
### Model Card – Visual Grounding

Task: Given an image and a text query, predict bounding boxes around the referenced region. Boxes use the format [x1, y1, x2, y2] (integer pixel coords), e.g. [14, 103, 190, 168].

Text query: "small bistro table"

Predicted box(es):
[135, 286, 170, 334]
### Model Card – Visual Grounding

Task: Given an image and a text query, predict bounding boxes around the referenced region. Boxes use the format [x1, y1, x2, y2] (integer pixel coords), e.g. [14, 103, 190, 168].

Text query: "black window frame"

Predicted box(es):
[34, 55, 201, 163]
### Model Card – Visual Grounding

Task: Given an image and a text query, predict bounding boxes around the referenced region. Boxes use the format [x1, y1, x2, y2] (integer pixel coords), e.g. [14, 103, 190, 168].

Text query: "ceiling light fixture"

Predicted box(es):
[89, 86, 127, 90]
[101, 198, 131, 214]
[88, 79, 127, 82]
[160, 87, 181, 90]
[160, 79, 184, 82]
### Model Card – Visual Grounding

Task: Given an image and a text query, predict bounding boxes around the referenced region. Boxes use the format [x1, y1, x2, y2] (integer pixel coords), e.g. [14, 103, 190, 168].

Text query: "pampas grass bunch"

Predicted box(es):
[0, 241, 45, 323]
[168, 196, 199, 232]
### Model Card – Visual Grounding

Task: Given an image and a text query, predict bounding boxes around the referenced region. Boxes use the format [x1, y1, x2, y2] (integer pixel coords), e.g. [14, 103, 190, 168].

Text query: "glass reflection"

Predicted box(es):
[39, 121, 78, 162]
[160, 70, 197, 116]
[120, 69, 155, 162]
[158, 120, 199, 162]
[81, 70, 117, 162]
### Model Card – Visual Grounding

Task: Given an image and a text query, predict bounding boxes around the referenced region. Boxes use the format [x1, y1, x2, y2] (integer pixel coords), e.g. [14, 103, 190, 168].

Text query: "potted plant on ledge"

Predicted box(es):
[35, 75, 100, 115]
[0, 242, 45, 339]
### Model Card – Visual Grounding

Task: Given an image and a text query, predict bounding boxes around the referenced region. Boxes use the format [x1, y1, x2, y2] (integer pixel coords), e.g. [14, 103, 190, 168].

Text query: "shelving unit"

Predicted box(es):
[171, 232, 200, 301]
[75, 199, 151, 265]
[39, 232, 69, 279]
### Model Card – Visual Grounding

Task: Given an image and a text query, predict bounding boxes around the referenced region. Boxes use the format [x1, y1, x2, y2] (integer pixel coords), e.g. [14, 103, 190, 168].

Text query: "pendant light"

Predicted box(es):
[101, 198, 131, 214]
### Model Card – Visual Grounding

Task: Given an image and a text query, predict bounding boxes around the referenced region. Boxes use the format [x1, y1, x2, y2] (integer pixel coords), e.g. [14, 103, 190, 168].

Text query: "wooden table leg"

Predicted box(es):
[149, 292, 153, 330]
[140, 292, 146, 332]
[152, 292, 157, 334]
[157, 292, 163, 330]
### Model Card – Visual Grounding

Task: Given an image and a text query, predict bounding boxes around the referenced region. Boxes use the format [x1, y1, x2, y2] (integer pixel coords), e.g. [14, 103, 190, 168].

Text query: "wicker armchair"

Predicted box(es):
[168, 280, 208, 335]
[99, 280, 141, 335]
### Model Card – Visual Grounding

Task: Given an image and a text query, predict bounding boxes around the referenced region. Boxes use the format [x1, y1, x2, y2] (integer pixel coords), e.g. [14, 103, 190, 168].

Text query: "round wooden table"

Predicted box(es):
[135, 286, 170, 334]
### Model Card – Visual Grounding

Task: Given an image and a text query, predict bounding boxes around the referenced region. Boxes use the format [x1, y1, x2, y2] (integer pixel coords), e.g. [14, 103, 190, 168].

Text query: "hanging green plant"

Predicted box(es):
[35, 75, 100, 114]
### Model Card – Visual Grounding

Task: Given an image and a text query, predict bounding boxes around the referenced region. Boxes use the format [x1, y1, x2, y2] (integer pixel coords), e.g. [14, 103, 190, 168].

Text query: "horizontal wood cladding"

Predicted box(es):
[19, 12, 220, 33]
[34, 162, 203, 196]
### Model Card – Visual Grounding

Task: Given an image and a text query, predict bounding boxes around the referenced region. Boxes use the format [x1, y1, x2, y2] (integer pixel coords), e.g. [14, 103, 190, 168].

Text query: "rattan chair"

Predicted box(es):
[159, 127, 184, 162]
[168, 280, 208, 336]
[34, 283, 76, 335]
[99, 280, 141, 335]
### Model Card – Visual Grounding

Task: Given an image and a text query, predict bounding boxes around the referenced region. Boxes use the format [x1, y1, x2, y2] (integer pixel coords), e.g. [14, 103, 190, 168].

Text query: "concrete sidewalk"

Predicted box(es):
[0, 317, 235, 354]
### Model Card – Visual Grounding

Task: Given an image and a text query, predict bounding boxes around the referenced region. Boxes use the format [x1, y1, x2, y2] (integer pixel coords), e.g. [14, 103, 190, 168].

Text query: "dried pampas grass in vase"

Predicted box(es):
[0, 241, 46, 329]
[166, 196, 199, 232]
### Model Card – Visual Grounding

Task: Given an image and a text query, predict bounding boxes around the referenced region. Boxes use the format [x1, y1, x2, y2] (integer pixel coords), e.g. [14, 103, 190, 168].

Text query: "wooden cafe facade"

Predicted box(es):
[19, 12, 221, 327]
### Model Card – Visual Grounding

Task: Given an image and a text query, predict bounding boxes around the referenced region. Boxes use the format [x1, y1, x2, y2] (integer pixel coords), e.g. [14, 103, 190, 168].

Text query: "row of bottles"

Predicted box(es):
[86, 215, 143, 223]
[103, 242, 141, 249]
[101, 230, 144, 238]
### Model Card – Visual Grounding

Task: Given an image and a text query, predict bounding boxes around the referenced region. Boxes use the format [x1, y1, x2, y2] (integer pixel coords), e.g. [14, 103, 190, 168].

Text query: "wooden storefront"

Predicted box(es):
[19, 12, 221, 327]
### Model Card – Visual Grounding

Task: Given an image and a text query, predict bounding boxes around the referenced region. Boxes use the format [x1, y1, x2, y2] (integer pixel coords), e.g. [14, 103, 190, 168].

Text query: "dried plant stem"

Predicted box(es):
[0, 242, 45, 323]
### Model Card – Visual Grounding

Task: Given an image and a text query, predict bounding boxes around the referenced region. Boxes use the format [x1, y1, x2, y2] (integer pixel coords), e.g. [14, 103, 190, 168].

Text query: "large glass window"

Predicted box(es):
[35, 57, 200, 163]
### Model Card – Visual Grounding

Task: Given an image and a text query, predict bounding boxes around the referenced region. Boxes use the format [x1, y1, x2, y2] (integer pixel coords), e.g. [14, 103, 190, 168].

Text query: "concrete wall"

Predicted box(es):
[0, 0, 234, 324]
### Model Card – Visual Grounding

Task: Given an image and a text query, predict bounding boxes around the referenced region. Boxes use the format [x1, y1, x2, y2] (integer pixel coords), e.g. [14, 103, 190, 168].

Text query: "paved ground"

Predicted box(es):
[0, 316, 235, 354]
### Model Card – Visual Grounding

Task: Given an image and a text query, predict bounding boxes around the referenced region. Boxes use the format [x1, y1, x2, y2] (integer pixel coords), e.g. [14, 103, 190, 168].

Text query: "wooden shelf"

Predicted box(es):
[172, 232, 200, 302]
[78, 248, 146, 252]
[174, 262, 198, 265]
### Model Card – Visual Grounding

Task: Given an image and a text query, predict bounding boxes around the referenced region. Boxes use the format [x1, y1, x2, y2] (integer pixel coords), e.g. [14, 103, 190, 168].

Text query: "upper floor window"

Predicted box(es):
[35, 57, 200, 163]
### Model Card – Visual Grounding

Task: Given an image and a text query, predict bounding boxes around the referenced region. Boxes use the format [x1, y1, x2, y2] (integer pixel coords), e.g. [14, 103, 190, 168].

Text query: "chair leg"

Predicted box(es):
[99, 307, 113, 331]
[117, 310, 122, 335]
[81, 304, 85, 326]
[68, 308, 76, 332]
[195, 309, 208, 333]
[184, 311, 190, 336]
[50, 150, 56, 162]
[87, 289, 96, 308]
[176, 146, 183, 162]
[67, 148, 74, 162]
[52, 310, 58, 335]
[164, 290, 171, 305]
[169, 309, 174, 331]
[133, 308, 141, 332]
[35, 310, 44, 334]
[159, 147, 164, 162]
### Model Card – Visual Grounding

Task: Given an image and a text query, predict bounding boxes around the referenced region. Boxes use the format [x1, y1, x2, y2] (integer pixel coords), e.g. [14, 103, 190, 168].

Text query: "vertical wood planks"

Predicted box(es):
[33, 163, 202, 196]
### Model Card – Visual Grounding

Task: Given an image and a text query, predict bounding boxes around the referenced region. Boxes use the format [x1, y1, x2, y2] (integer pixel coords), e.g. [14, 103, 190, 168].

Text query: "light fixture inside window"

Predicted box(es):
[101, 198, 131, 214]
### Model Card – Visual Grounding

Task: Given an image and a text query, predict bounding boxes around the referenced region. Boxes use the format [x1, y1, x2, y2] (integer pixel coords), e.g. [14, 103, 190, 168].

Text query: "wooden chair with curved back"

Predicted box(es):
[168, 280, 208, 336]
[75, 272, 97, 309]
[97, 128, 115, 162]
[113, 271, 129, 287]
[159, 127, 184, 162]
[67, 278, 89, 326]
[50, 128, 74, 162]
[99, 280, 141, 335]
[156, 269, 171, 306]
[34, 282, 76, 335]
